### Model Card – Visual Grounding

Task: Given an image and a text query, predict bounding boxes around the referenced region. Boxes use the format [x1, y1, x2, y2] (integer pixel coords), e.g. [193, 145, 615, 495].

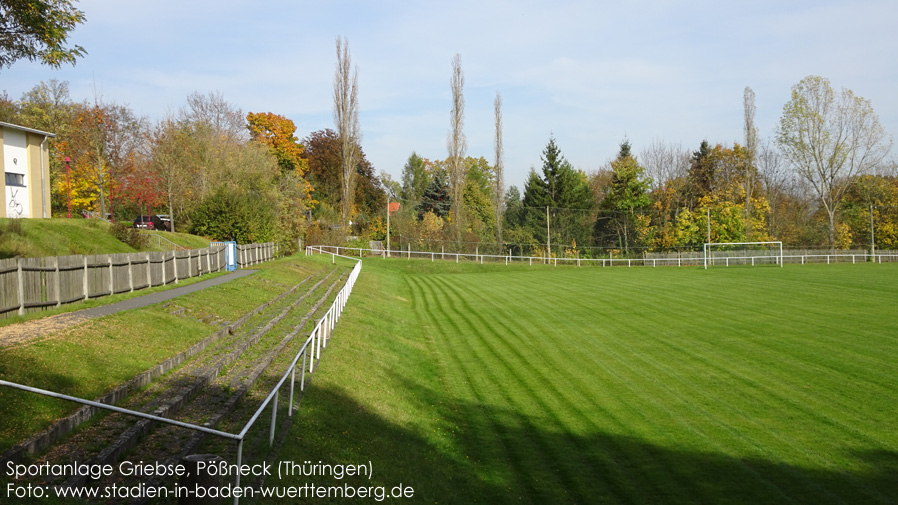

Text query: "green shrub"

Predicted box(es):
[191, 187, 277, 244]
[109, 222, 148, 249]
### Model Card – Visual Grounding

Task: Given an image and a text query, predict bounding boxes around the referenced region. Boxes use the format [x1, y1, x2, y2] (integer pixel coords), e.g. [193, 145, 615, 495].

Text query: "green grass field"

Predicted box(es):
[269, 257, 898, 504]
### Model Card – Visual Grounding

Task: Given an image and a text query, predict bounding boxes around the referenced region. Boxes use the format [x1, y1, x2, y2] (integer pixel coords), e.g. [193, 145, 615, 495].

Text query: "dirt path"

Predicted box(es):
[0, 269, 258, 348]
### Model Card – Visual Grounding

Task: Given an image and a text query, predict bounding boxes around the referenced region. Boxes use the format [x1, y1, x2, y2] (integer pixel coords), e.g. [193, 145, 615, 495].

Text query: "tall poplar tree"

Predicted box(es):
[447, 53, 467, 240]
[334, 36, 360, 227]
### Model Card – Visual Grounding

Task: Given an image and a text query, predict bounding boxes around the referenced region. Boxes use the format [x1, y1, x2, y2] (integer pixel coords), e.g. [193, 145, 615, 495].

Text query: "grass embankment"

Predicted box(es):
[0, 218, 209, 258]
[0, 255, 323, 453]
[267, 257, 898, 504]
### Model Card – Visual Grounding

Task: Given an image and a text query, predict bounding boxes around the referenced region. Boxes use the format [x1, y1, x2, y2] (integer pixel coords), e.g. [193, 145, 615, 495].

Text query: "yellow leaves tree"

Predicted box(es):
[246, 112, 313, 205]
[246, 112, 309, 177]
[59, 104, 112, 217]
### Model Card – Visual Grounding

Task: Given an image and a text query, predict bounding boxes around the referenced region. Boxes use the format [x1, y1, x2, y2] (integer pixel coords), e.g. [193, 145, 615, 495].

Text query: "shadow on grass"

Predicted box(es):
[269, 383, 898, 505]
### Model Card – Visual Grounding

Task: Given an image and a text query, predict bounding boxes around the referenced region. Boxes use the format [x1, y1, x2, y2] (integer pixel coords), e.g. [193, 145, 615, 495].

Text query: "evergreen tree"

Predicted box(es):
[522, 135, 593, 254]
[503, 185, 524, 229]
[687, 140, 713, 205]
[416, 172, 450, 220]
[595, 140, 652, 253]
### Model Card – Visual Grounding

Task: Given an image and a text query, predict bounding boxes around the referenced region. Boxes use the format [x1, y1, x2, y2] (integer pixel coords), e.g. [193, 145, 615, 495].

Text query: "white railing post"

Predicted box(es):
[289, 365, 296, 415]
[269, 390, 278, 446]
[234, 440, 243, 505]
[301, 350, 307, 390]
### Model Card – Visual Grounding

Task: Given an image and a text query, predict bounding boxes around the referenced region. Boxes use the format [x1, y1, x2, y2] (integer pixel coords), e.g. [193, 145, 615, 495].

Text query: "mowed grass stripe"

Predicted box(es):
[428, 273, 712, 504]
[449, 271, 797, 503]
[421, 273, 660, 504]
[539, 266, 896, 502]
[412, 274, 588, 503]
[551, 266, 896, 447]
[550, 284, 867, 503]
[628, 269, 898, 450]
[275, 257, 897, 504]
[405, 274, 551, 502]
[417, 264, 897, 504]
[424, 274, 752, 502]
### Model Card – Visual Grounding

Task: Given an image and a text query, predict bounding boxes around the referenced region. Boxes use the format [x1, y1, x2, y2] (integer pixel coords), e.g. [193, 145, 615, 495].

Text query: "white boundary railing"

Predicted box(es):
[306, 244, 898, 268]
[0, 253, 362, 505]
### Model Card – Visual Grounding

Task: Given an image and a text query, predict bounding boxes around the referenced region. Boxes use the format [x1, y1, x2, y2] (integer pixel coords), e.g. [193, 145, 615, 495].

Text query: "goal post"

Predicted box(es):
[703, 241, 783, 269]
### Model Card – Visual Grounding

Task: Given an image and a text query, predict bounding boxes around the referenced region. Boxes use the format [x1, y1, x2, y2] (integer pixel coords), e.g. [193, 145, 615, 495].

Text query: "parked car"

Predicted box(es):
[133, 215, 153, 229]
[151, 214, 172, 232]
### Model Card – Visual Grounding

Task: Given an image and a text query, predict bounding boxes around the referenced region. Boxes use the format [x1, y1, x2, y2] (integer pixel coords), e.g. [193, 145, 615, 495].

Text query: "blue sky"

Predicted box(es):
[3, 0, 896, 190]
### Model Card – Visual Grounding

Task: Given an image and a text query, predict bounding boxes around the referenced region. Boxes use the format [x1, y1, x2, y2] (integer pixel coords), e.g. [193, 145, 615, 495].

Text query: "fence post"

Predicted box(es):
[172, 250, 179, 284]
[54, 256, 62, 307]
[128, 255, 134, 292]
[16, 258, 25, 316]
[146, 252, 152, 287]
[107, 255, 114, 295]
[83, 256, 89, 300]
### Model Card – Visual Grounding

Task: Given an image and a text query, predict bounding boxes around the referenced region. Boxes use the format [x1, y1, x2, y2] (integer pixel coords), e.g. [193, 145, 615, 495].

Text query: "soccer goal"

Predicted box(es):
[703, 241, 783, 269]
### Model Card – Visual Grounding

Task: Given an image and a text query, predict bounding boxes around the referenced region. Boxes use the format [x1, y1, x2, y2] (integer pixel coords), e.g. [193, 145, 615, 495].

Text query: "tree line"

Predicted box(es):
[1, 8, 895, 256]
[0, 79, 393, 253]
[390, 75, 895, 257]
[2, 70, 894, 256]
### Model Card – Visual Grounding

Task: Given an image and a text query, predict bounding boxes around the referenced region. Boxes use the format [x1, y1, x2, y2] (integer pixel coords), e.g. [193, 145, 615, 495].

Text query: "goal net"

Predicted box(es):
[703, 241, 783, 269]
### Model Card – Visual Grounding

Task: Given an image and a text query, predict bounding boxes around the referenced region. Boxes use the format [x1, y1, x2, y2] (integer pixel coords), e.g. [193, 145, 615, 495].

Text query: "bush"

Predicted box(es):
[191, 187, 277, 243]
[110, 222, 148, 249]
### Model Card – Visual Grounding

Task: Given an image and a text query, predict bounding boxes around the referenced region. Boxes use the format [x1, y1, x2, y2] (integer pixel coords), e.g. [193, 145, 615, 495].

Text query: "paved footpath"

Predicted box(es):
[0, 269, 258, 348]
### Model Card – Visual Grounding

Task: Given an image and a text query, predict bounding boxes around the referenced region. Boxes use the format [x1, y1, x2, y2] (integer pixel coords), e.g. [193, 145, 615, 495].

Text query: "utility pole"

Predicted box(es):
[870, 204, 875, 258]
[546, 206, 551, 264]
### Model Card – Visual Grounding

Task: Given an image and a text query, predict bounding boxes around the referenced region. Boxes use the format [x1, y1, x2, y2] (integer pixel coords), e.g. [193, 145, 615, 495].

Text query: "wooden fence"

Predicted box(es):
[0, 242, 275, 318]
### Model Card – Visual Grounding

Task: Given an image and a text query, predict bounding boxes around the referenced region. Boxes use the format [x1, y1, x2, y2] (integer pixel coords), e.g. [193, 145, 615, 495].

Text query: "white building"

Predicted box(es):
[0, 122, 55, 218]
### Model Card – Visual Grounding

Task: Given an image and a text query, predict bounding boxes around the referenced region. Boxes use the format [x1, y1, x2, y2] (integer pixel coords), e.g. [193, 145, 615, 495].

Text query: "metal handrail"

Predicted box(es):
[0, 254, 363, 505]
[144, 231, 188, 251]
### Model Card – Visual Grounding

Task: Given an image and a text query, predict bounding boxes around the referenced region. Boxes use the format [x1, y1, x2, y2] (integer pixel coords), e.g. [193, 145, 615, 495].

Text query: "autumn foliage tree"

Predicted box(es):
[777, 75, 892, 250]
[246, 112, 308, 176]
